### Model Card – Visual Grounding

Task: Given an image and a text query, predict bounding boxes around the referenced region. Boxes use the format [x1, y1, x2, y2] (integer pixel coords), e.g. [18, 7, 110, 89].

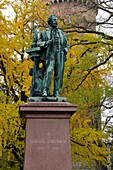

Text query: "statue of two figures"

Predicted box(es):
[27, 14, 69, 100]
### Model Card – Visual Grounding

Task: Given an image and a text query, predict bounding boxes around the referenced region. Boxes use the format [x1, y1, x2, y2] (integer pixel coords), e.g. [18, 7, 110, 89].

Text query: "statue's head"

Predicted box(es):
[47, 14, 58, 28]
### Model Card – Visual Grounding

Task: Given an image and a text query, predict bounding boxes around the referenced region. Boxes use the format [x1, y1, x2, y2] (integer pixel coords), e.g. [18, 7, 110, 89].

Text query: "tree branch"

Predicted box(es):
[74, 53, 113, 91]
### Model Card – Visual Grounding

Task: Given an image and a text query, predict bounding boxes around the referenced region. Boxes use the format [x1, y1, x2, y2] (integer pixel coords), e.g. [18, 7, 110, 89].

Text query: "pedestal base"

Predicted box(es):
[19, 102, 77, 170]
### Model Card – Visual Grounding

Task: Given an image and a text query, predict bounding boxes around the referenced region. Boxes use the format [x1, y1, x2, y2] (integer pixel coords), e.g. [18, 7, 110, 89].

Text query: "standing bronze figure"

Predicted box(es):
[27, 14, 69, 99]
[39, 14, 69, 97]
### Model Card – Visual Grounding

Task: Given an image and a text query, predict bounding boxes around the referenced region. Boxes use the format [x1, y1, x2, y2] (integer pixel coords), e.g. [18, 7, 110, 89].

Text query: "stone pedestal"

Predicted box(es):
[19, 102, 77, 170]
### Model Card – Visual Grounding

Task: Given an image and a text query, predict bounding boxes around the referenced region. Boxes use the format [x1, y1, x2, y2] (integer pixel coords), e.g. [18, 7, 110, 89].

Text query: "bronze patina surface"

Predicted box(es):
[26, 14, 69, 99]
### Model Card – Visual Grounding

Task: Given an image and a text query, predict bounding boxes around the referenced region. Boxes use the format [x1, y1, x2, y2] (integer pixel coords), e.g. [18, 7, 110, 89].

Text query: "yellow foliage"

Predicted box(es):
[70, 113, 110, 168]
[0, 100, 25, 168]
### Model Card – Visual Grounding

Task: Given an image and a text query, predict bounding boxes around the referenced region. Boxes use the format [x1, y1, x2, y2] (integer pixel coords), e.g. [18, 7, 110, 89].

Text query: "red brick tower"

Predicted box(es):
[43, 0, 97, 30]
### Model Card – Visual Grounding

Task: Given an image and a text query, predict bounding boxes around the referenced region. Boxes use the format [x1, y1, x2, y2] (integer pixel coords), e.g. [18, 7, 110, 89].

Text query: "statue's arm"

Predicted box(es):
[63, 33, 70, 55]
[59, 29, 69, 54]
[37, 31, 46, 48]
[38, 30, 52, 48]
[64, 41, 69, 54]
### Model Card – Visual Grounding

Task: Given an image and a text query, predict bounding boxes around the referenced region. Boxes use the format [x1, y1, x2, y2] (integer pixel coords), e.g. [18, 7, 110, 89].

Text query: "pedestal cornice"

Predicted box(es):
[19, 102, 77, 119]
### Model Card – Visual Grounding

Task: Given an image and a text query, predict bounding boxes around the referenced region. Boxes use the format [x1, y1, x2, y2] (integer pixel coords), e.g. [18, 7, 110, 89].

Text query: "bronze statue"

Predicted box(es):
[39, 14, 69, 97]
[27, 14, 69, 99]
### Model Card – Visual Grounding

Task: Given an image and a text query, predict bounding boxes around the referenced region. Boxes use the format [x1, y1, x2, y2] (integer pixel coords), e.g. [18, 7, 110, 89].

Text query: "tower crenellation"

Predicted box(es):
[46, 0, 97, 9]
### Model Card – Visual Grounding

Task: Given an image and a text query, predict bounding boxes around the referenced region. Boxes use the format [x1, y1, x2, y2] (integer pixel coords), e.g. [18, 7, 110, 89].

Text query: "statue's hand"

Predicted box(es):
[45, 39, 53, 47]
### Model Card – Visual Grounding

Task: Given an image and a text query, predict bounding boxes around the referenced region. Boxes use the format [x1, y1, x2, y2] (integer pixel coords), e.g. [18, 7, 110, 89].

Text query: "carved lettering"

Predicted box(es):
[30, 139, 46, 144]
[37, 146, 45, 150]
[30, 139, 67, 145]
[52, 147, 60, 150]
[47, 139, 67, 144]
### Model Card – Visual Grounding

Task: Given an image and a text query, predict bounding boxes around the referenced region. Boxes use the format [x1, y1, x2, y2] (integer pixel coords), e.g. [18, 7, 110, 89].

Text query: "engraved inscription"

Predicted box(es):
[30, 139, 46, 144]
[47, 139, 67, 144]
[30, 138, 67, 151]
[30, 139, 67, 144]
[36, 146, 60, 151]
[52, 147, 59, 150]
[37, 146, 46, 150]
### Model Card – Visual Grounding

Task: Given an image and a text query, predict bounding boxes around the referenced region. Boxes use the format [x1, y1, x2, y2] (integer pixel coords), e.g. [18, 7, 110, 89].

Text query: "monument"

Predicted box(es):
[20, 14, 77, 170]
